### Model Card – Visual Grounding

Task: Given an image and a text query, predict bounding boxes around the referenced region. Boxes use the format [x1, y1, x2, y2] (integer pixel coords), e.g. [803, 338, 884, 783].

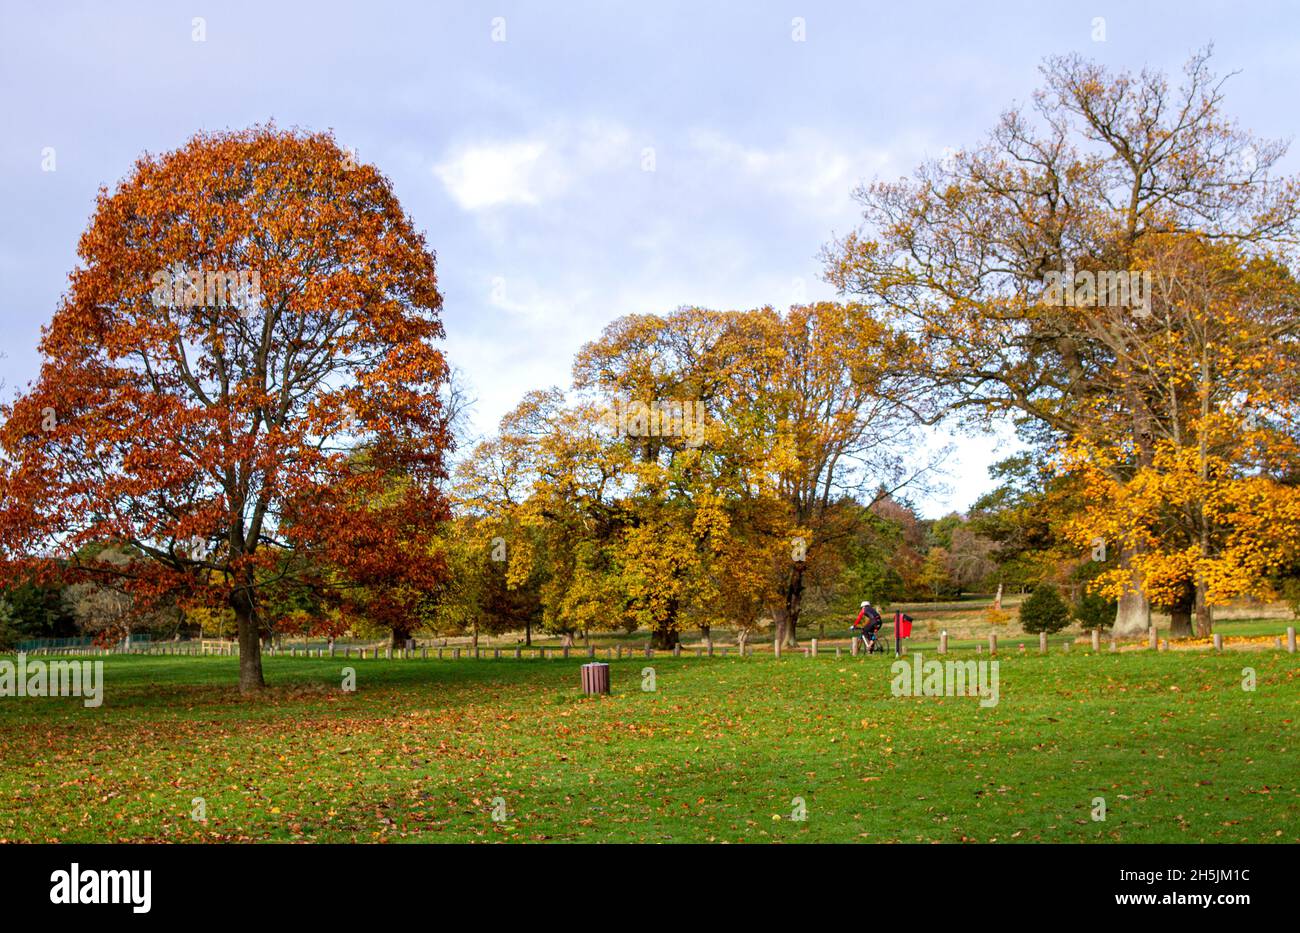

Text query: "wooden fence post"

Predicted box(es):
[1288, 627, 1296, 653]
[1039, 632, 1047, 655]
[1148, 626, 1158, 650]
[1213, 633, 1223, 651]
[810, 638, 818, 658]
[988, 633, 997, 656]
[938, 631, 947, 655]
[774, 637, 782, 659]
[1091, 629, 1100, 653]
[851, 636, 859, 657]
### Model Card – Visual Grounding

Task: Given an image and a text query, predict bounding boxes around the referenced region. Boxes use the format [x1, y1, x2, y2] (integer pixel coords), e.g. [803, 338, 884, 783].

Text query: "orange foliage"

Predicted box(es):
[0, 126, 452, 687]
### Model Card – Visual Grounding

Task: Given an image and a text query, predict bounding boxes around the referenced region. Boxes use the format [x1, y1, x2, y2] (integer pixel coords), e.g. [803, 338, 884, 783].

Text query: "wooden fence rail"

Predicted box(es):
[10, 626, 1297, 659]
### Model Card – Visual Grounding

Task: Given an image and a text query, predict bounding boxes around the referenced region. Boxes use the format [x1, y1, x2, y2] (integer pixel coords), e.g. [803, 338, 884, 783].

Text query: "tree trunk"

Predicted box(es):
[781, 562, 806, 648]
[1193, 580, 1213, 637]
[1168, 584, 1195, 639]
[651, 624, 679, 650]
[1115, 587, 1152, 637]
[651, 597, 680, 650]
[231, 587, 265, 693]
[772, 606, 789, 647]
[525, 617, 532, 647]
[1112, 549, 1151, 636]
[1169, 607, 1192, 639]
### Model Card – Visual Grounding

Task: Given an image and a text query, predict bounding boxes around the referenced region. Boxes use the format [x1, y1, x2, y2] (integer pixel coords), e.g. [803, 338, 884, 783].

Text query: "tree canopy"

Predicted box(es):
[0, 126, 453, 690]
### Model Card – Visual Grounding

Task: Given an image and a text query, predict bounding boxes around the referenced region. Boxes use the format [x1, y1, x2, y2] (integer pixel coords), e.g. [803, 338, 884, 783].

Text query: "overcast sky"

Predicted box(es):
[2, 1, 1296, 516]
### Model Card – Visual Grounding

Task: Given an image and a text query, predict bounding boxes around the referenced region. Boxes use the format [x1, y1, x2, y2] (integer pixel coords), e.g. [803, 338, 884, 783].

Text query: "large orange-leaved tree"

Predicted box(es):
[0, 126, 452, 691]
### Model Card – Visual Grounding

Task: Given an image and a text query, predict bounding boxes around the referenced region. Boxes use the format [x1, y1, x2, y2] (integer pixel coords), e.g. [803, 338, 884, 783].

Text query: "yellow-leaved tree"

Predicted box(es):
[1059, 234, 1300, 635]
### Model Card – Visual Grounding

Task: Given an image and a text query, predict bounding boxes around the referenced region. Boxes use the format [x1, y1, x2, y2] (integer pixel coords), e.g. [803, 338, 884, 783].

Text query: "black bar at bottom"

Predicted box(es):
[0, 842, 1282, 920]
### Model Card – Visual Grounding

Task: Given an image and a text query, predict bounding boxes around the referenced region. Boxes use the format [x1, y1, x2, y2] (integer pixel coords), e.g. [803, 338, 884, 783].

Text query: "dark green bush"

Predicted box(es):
[1074, 589, 1116, 630]
[1019, 582, 1071, 634]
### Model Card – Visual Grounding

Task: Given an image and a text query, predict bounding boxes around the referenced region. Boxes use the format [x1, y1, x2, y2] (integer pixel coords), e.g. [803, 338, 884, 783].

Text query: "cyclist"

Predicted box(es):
[851, 600, 885, 653]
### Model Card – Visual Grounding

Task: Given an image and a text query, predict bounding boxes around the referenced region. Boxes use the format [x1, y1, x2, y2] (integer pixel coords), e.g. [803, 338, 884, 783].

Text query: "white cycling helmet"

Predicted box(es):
[860, 601, 870, 608]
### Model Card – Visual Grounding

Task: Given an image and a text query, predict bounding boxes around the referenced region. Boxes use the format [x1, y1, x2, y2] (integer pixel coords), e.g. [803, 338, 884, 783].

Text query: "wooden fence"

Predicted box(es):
[12, 626, 1297, 659]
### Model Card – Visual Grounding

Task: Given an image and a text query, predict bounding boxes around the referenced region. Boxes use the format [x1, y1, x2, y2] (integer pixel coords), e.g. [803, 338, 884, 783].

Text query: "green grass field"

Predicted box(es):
[0, 645, 1295, 843]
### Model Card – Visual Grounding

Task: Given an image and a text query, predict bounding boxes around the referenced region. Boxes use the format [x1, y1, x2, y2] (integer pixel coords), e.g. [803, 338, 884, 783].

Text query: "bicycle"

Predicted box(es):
[851, 626, 888, 655]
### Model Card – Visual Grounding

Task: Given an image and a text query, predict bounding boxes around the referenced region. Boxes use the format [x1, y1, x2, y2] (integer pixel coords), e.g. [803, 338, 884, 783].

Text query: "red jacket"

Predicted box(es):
[854, 606, 883, 628]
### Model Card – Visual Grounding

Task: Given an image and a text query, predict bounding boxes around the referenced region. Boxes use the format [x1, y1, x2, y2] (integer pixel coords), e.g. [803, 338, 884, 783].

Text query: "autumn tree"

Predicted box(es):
[834, 502, 910, 608]
[1059, 234, 1300, 635]
[968, 454, 1075, 593]
[569, 309, 758, 647]
[574, 304, 939, 647]
[458, 391, 632, 642]
[825, 49, 1300, 635]
[59, 545, 169, 644]
[944, 524, 996, 595]
[414, 516, 543, 647]
[0, 126, 452, 691]
[456, 304, 940, 649]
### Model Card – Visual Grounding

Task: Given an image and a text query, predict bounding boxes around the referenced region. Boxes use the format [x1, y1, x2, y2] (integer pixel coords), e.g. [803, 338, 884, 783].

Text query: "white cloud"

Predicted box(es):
[432, 121, 636, 212]
[433, 140, 550, 209]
